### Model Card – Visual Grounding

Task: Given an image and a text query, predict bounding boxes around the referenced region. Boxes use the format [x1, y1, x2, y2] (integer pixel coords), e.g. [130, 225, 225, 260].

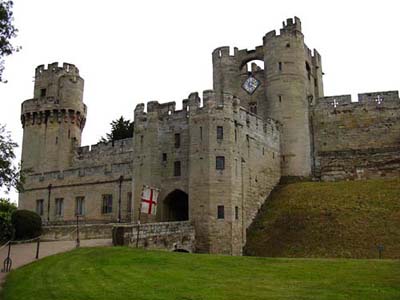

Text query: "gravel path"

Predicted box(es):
[0, 239, 112, 292]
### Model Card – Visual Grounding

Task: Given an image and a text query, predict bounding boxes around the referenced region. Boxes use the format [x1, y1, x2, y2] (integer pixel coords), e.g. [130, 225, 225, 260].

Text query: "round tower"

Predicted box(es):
[20, 62, 87, 173]
[263, 17, 312, 177]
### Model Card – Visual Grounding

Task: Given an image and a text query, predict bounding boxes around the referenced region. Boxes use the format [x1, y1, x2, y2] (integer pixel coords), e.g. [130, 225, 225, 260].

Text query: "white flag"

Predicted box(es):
[140, 186, 159, 215]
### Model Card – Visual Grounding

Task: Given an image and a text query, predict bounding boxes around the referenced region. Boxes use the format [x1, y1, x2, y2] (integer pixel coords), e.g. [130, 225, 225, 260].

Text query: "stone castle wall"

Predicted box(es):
[18, 17, 400, 256]
[19, 138, 134, 224]
[133, 91, 281, 254]
[313, 91, 400, 180]
[113, 221, 195, 252]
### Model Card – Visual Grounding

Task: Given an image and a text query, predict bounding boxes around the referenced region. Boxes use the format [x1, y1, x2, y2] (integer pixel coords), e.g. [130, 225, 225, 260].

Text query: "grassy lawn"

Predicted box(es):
[1, 247, 399, 300]
[246, 179, 400, 258]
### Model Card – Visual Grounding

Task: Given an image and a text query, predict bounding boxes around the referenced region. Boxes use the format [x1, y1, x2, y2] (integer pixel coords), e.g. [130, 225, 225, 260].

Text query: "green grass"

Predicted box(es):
[245, 179, 400, 258]
[1, 247, 400, 300]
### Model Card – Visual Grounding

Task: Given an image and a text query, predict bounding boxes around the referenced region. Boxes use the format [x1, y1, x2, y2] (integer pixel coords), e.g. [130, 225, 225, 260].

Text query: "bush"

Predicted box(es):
[0, 198, 17, 242]
[11, 210, 42, 240]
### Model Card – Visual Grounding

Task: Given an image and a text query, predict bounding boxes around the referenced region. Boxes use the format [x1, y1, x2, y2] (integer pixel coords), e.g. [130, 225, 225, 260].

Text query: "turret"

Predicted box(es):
[263, 17, 313, 177]
[20, 62, 87, 173]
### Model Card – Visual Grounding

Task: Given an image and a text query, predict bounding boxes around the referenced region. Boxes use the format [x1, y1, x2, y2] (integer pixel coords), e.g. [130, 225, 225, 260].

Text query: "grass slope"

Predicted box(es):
[1, 247, 400, 300]
[245, 179, 400, 258]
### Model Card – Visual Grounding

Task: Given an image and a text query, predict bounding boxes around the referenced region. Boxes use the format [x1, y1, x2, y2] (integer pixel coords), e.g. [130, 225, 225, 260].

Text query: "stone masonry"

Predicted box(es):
[18, 17, 400, 255]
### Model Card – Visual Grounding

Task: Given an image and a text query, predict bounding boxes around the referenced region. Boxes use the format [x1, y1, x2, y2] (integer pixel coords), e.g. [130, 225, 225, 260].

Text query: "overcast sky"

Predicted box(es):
[1, 0, 399, 202]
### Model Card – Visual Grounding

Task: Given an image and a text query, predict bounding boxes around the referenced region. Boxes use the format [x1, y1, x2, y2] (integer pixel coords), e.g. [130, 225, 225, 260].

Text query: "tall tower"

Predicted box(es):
[263, 17, 320, 177]
[20, 62, 87, 173]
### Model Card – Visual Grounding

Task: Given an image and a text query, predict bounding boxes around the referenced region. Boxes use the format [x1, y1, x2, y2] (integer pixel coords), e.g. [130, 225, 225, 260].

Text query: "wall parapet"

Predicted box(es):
[316, 90, 400, 110]
[113, 221, 195, 252]
[76, 138, 133, 157]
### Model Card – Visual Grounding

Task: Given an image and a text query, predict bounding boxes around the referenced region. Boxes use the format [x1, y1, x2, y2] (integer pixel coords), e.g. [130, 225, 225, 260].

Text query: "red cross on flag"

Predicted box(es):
[140, 185, 159, 215]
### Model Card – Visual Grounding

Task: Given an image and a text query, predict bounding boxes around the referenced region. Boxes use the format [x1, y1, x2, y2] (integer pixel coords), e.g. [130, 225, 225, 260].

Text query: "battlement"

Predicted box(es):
[281, 16, 302, 33]
[212, 45, 264, 63]
[76, 138, 133, 157]
[134, 90, 241, 121]
[212, 46, 238, 60]
[316, 91, 400, 110]
[35, 62, 79, 78]
[264, 16, 303, 42]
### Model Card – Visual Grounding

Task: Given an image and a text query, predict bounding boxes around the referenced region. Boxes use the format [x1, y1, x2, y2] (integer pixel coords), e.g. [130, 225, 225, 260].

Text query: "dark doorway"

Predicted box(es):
[164, 190, 189, 221]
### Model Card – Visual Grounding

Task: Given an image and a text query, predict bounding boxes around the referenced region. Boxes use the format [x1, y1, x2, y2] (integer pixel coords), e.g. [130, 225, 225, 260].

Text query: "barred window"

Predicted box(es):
[36, 199, 44, 216]
[216, 156, 225, 170]
[55, 198, 64, 217]
[76, 197, 85, 216]
[102, 194, 113, 214]
[174, 161, 181, 176]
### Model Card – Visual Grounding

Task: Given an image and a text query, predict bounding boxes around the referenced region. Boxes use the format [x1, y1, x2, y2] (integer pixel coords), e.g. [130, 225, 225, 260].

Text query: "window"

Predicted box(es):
[278, 62, 282, 71]
[249, 103, 257, 114]
[76, 196, 85, 216]
[234, 128, 237, 142]
[216, 156, 225, 170]
[217, 205, 224, 219]
[127, 192, 132, 213]
[40, 88, 46, 97]
[55, 198, 64, 217]
[279, 95, 282, 103]
[36, 199, 44, 216]
[200, 126, 203, 141]
[102, 194, 113, 214]
[174, 161, 181, 176]
[162, 153, 167, 162]
[217, 126, 223, 140]
[235, 206, 239, 220]
[174, 133, 181, 148]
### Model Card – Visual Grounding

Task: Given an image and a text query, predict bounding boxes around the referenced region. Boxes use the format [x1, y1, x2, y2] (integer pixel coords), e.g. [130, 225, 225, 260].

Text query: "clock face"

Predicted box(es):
[242, 76, 260, 95]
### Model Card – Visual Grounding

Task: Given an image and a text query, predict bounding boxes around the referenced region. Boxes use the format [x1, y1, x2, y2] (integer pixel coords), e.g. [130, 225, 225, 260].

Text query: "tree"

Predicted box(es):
[101, 116, 134, 142]
[0, 198, 17, 241]
[0, 0, 20, 83]
[0, 124, 22, 192]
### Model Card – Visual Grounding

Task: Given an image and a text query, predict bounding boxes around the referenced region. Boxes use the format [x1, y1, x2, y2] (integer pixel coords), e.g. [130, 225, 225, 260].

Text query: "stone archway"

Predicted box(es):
[163, 189, 189, 221]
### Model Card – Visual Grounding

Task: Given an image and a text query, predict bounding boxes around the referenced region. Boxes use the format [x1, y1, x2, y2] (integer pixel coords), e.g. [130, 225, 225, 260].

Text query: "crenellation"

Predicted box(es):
[317, 91, 400, 111]
[19, 17, 400, 255]
[35, 62, 79, 78]
[358, 91, 399, 103]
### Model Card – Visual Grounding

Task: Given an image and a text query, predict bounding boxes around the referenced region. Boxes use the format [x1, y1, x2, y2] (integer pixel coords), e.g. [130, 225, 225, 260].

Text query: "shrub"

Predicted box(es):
[0, 198, 17, 242]
[11, 210, 42, 240]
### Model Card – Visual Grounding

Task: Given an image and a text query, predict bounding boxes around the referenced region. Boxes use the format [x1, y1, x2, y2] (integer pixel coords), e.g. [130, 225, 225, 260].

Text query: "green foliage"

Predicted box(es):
[245, 178, 400, 258]
[11, 209, 42, 240]
[0, 0, 20, 83]
[100, 116, 133, 143]
[0, 198, 16, 242]
[2, 248, 400, 300]
[0, 124, 23, 192]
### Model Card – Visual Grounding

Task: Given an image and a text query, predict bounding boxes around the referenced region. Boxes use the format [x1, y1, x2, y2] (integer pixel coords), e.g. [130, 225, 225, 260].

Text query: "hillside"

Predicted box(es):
[245, 179, 400, 258]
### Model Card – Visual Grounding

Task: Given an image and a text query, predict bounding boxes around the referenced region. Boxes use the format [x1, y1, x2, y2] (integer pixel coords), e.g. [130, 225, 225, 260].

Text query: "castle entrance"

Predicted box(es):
[163, 190, 189, 221]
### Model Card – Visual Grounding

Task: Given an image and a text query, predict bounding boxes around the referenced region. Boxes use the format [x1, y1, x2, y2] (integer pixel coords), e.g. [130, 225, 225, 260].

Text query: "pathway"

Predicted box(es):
[0, 239, 112, 291]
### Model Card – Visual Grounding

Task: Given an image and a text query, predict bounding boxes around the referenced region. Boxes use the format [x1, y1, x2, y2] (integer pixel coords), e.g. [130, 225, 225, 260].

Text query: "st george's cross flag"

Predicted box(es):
[140, 185, 159, 215]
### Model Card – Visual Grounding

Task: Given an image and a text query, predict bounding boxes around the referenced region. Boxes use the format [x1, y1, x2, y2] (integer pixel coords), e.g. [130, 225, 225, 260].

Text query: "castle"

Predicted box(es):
[19, 17, 400, 254]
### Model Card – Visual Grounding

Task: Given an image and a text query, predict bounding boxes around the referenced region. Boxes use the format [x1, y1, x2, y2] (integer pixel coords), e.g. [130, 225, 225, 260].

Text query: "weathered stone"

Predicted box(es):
[18, 17, 400, 255]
